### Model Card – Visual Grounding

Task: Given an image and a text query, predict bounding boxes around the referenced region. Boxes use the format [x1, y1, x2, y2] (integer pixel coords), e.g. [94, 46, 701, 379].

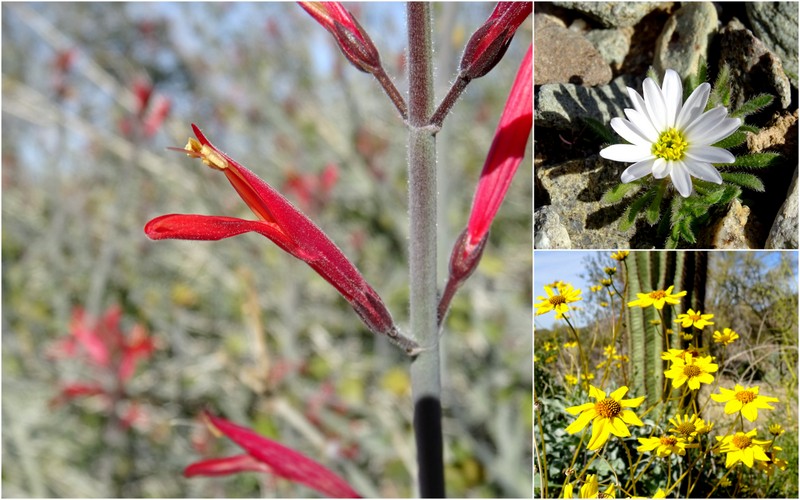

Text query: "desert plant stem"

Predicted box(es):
[406, 3, 444, 498]
[373, 66, 408, 120]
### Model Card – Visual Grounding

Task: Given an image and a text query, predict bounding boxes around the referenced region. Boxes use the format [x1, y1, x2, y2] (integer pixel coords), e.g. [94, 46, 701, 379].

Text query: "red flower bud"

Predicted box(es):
[298, 2, 382, 74]
[459, 2, 531, 80]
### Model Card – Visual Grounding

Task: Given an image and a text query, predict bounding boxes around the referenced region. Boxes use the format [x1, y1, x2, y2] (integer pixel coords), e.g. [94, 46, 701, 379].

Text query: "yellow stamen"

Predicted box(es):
[185, 137, 228, 170]
[735, 390, 757, 404]
[660, 436, 678, 446]
[652, 128, 688, 161]
[595, 398, 622, 418]
[549, 295, 567, 306]
[732, 434, 752, 449]
[649, 290, 666, 299]
[683, 365, 702, 377]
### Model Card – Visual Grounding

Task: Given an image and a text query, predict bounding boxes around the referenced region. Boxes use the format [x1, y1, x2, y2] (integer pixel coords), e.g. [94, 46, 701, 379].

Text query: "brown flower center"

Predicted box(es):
[689, 314, 701, 321]
[735, 390, 756, 404]
[660, 436, 678, 446]
[683, 364, 703, 378]
[676, 422, 696, 436]
[649, 290, 666, 299]
[732, 434, 752, 449]
[595, 398, 622, 418]
[549, 295, 567, 306]
[597, 493, 612, 499]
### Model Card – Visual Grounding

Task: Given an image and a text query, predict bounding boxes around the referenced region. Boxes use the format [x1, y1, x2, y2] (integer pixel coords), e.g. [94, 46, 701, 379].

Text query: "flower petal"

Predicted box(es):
[610, 117, 653, 147]
[682, 160, 723, 184]
[685, 145, 735, 164]
[683, 108, 741, 145]
[652, 158, 670, 179]
[661, 69, 683, 127]
[643, 77, 668, 131]
[185, 454, 272, 477]
[670, 163, 693, 197]
[607, 417, 631, 437]
[620, 158, 657, 183]
[676, 82, 710, 129]
[566, 409, 597, 434]
[599, 144, 652, 163]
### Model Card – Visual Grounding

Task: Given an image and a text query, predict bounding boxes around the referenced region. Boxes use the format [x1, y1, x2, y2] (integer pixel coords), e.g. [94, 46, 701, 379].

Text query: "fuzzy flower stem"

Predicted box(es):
[407, 3, 444, 498]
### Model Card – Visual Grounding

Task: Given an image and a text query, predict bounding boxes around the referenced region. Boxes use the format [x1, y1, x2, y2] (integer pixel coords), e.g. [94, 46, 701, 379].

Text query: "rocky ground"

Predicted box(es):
[534, 2, 798, 249]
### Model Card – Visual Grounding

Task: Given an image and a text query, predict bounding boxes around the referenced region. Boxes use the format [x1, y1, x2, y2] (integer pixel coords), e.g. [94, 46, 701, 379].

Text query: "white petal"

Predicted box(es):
[627, 87, 647, 116]
[599, 144, 652, 163]
[643, 77, 668, 131]
[620, 157, 656, 182]
[652, 158, 670, 179]
[670, 163, 693, 197]
[686, 145, 735, 164]
[683, 107, 740, 145]
[610, 117, 652, 146]
[684, 160, 723, 184]
[661, 69, 683, 127]
[676, 82, 710, 129]
[623, 108, 660, 143]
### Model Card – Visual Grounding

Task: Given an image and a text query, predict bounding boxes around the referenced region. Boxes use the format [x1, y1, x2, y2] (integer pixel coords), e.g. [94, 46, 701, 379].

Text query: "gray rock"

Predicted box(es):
[766, 168, 799, 249]
[534, 75, 639, 130]
[584, 28, 632, 70]
[535, 156, 659, 248]
[534, 14, 612, 86]
[720, 20, 792, 110]
[552, 2, 666, 28]
[707, 199, 757, 249]
[746, 2, 799, 87]
[534, 206, 572, 249]
[653, 2, 718, 81]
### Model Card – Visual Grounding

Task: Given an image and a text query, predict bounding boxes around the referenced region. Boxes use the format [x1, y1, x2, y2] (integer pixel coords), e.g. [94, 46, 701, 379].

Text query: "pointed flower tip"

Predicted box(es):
[298, 2, 380, 73]
[459, 2, 531, 80]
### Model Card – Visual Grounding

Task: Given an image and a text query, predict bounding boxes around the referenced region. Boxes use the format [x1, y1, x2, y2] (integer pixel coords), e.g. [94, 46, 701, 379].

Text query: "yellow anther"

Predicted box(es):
[184, 137, 228, 170]
[652, 128, 688, 161]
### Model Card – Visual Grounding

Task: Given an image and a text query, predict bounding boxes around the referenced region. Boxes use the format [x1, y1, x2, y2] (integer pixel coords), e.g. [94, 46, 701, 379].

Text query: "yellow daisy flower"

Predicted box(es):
[637, 434, 696, 457]
[710, 384, 779, 422]
[579, 474, 616, 498]
[600, 301, 609, 307]
[769, 424, 784, 436]
[680, 332, 694, 340]
[716, 430, 770, 468]
[564, 341, 578, 349]
[713, 327, 739, 345]
[756, 447, 788, 476]
[604, 266, 617, 276]
[660, 346, 707, 363]
[562, 483, 573, 498]
[600, 278, 613, 287]
[610, 250, 629, 261]
[674, 308, 714, 329]
[627, 286, 686, 309]
[565, 374, 579, 386]
[603, 345, 617, 357]
[663, 354, 717, 390]
[535, 284, 582, 320]
[668, 413, 710, 441]
[565, 385, 645, 450]
[547, 280, 565, 290]
[590, 285, 603, 292]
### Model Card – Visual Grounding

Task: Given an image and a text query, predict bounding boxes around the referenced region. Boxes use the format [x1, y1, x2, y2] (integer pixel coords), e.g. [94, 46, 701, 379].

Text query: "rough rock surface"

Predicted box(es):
[534, 14, 612, 86]
[719, 20, 792, 110]
[534, 206, 572, 249]
[584, 28, 632, 70]
[552, 2, 666, 28]
[535, 156, 659, 248]
[746, 2, 799, 87]
[766, 168, 798, 249]
[534, 75, 638, 130]
[706, 199, 758, 249]
[653, 2, 717, 80]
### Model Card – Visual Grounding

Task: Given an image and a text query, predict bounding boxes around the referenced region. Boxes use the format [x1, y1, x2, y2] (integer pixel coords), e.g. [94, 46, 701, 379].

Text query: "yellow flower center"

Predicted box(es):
[735, 390, 757, 404]
[648, 290, 666, 299]
[689, 314, 701, 321]
[595, 398, 622, 418]
[675, 422, 696, 436]
[549, 295, 567, 306]
[732, 434, 752, 449]
[683, 364, 703, 378]
[652, 128, 688, 161]
[660, 436, 678, 446]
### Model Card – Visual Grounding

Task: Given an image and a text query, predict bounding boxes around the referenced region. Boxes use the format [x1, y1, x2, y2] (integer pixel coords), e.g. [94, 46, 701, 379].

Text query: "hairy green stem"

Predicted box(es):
[407, 3, 443, 497]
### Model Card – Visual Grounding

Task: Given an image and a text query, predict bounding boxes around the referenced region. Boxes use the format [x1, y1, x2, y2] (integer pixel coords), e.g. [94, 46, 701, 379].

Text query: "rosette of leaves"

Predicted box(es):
[591, 62, 778, 248]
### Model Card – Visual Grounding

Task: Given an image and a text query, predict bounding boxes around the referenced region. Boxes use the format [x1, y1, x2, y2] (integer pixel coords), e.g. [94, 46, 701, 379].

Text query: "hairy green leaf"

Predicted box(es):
[728, 152, 780, 169]
[645, 182, 666, 225]
[731, 94, 775, 118]
[583, 117, 615, 143]
[620, 189, 654, 231]
[712, 131, 747, 149]
[602, 181, 643, 204]
[721, 172, 765, 192]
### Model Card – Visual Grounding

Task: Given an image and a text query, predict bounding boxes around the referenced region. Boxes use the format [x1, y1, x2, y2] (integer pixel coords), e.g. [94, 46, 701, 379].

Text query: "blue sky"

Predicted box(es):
[534, 251, 798, 331]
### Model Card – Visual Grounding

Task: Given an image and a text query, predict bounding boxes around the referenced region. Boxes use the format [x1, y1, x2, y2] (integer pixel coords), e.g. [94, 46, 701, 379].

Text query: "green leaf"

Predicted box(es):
[700, 184, 729, 205]
[666, 233, 679, 249]
[712, 131, 747, 149]
[620, 189, 654, 231]
[679, 218, 697, 244]
[685, 57, 708, 98]
[719, 184, 741, 204]
[646, 66, 660, 85]
[738, 124, 760, 134]
[710, 65, 731, 108]
[645, 182, 666, 225]
[731, 93, 774, 118]
[602, 181, 643, 204]
[721, 172, 765, 192]
[583, 117, 615, 143]
[727, 152, 780, 169]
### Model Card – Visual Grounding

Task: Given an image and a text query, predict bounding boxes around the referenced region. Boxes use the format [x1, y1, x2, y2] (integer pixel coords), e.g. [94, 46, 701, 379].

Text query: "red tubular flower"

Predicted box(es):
[298, 2, 381, 74]
[460, 2, 532, 80]
[439, 45, 532, 322]
[185, 412, 361, 498]
[145, 125, 419, 354]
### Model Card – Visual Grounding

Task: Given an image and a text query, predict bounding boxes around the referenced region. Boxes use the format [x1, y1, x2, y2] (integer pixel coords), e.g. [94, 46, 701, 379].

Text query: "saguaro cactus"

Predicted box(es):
[624, 251, 708, 406]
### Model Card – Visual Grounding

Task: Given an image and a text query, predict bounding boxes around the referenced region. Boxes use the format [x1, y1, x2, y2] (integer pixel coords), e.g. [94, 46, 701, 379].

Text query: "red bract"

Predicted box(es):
[440, 45, 532, 320]
[298, 2, 381, 73]
[145, 125, 419, 354]
[460, 2, 532, 80]
[185, 412, 361, 498]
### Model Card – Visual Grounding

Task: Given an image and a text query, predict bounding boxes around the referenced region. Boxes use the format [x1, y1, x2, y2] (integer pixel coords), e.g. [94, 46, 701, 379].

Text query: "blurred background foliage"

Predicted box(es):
[2, 3, 532, 497]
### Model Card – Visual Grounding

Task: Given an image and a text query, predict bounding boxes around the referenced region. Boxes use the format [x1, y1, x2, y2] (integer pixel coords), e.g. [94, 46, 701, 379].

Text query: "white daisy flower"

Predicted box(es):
[600, 69, 741, 198]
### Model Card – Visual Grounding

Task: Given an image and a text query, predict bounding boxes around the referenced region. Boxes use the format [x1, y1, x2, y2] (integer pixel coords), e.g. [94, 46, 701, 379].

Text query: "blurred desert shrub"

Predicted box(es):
[2, 3, 531, 497]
